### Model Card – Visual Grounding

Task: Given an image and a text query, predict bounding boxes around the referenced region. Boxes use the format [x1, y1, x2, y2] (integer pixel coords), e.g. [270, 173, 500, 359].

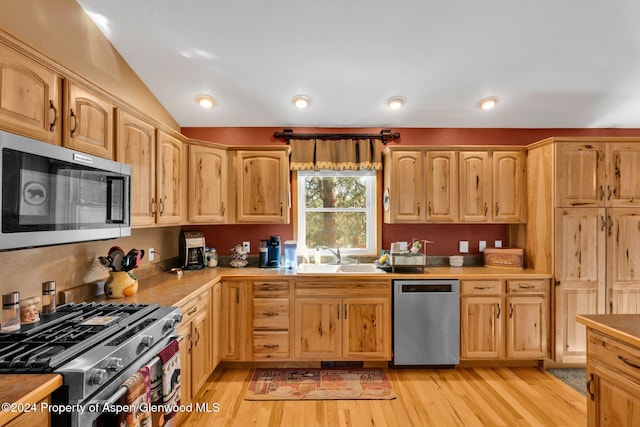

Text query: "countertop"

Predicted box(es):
[577, 314, 640, 348]
[0, 264, 550, 421]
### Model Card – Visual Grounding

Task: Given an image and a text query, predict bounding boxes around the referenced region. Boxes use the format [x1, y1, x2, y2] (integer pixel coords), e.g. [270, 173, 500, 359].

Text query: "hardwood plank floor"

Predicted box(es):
[180, 367, 586, 426]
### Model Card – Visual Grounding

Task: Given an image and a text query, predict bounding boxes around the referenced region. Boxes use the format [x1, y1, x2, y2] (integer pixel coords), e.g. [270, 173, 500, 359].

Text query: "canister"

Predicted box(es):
[1, 292, 20, 333]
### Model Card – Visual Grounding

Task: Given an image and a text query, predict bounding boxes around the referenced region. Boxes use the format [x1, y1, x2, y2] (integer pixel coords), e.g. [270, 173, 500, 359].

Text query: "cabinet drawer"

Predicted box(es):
[253, 331, 290, 360]
[507, 279, 546, 294]
[253, 298, 289, 330]
[461, 280, 502, 295]
[180, 289, 210, 324]
[253, 281, 290, 297]
[588, 331, 640, 382]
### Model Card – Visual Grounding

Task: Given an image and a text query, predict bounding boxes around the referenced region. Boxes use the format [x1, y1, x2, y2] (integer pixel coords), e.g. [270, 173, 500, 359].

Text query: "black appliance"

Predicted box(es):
[0, 302, 182, 426]
[179, 230, 206, 270]
[267, 235, 281, 268]
[0, 129, 131, 251]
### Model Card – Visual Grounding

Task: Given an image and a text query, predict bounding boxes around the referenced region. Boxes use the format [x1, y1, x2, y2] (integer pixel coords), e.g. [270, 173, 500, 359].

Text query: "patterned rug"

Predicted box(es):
[245, 368, 397, 400]
[547, 368, 587, 396]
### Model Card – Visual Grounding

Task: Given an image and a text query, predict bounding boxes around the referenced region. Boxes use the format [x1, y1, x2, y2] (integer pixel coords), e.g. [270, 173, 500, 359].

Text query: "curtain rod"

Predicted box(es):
[273, 129, 400, 144]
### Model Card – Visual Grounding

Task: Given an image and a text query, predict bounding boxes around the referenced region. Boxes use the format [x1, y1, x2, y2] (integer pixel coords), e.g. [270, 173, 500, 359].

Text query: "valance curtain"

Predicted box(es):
[289, 138, 383, 171]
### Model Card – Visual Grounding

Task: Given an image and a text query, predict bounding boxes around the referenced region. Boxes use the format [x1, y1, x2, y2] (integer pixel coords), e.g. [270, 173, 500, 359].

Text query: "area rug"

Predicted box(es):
[547, 368, 587, 396]
[245, 368, 396, 400]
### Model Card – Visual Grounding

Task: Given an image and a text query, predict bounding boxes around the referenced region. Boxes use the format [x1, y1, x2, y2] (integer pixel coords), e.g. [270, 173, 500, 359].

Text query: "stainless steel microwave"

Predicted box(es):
[0, 130, 131, 251]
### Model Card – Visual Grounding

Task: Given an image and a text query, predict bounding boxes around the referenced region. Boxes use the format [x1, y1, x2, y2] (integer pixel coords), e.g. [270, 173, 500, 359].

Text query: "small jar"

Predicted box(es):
[1, 292, 21, 333]
[20, 296, 41, 324]
[41, 281, 57, 315]
[207, 248, 218, 268]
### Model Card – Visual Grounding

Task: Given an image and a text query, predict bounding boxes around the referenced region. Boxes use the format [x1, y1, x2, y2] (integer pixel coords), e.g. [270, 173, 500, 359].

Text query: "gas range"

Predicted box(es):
[0, 302, 182, 426]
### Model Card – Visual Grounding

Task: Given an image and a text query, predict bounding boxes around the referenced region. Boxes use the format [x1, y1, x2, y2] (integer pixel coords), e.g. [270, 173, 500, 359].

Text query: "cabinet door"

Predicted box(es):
[236, 150, 289, 223]
[425, 151, 457, 222]
[459, 151, 491, 222]
[342, 297, 391, 360]
[555, 208, 605, 364]
[190, 308, 211, 397]
[116, 110, 156, 227]
[460, 295, 502, 359]
[0, 43, 61, 145]
[211, 281, 221, 370]
[386, 151, 425, 222]
[588, 364, 640, 427]
[188, 144, 227, 223]
[220, 281, 248, 361]
[176, 321, 192, 405]
[506, 295, 546, 358]
[609, 285, 640, 314]
[556, 142, 606, 207]
[607, 143, 640, 207]
[492, 151, 525, 222]
[65, 81, 114, 158]
[294, 297, 341, 359]
[156, 130, 183, 224]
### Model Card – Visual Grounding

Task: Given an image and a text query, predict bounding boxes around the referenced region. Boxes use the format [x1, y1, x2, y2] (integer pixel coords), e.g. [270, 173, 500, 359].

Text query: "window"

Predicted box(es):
[296, 170, 377, 255]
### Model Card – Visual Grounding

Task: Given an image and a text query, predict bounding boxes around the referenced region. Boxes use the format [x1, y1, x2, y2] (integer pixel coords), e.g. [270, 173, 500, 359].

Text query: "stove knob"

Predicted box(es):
[173, 313, 183, 323]
[90, 368, 108, 385]
[164, 319, 175, 330]
[140, 335, 154, 348]
[105, 357, 124, 372]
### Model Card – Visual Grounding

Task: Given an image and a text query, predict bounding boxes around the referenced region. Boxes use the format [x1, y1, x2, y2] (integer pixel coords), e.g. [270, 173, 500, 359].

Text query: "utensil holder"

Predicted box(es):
[104, 271, 138, 298]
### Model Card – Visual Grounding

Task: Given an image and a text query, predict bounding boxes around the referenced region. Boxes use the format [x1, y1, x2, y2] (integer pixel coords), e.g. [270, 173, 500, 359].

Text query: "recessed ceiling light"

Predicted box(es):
[195, 94, 215, 109]
[387, 97, 405, 110]
[479, 96, 499, 110]
[292, 95, 311, 109]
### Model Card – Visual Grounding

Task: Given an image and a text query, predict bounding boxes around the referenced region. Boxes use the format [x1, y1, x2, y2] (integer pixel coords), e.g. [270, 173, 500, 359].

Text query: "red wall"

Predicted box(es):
[181, 127, 640, 256]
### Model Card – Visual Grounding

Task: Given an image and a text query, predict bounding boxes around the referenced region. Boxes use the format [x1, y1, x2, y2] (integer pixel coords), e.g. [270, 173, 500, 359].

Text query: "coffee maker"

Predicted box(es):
[266, 235, 281, 268]
[179, 231, 206, 270]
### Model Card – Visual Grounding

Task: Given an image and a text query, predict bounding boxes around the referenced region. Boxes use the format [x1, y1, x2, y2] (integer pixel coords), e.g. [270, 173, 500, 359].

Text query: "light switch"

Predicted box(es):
[495, 240, 503, 248]
[479, 241, 487, 252]
[459, 241, 469, 253]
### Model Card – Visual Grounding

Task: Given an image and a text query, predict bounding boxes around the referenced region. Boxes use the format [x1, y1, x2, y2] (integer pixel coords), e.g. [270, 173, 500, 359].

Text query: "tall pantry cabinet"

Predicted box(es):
[526, 138, 640, 364]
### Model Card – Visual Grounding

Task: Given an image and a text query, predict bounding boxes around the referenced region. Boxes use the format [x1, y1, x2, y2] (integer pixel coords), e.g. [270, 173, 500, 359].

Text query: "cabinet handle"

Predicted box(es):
[344, 304, 348, 320]
[618, 355, 640, 370]
[221, 202, 225, 215]
[610, 301, 614, 314]
[484, 202, 488, 216]
[280, 202, 283, 216]
[599, 185, 605, 201]
[69, 108, 78, 137]
[188, 334, 193, 352]
[194, 327, 200, 346]
[159, 198, 165, 215]
[600, 215, 606, 231]
[235, 288, 240, 304]
[187, 306, 198, 316]
[509, 303, 514, 319]
[428, 202, 432, 216]
[495, 203, 499, 216]
[263, 311, 278, 317]
[417, 202, 421, 215]
[474, 286, 489, 290]
[586, 373, 595, 401]
[264, 344, 280, 349]
[607, 216, 613, 235]
[518, 284, 535, 289]
[371, 315, 376, 326]
[337, 304, 340, 320]
[49, 100, 57, 131]
[151, 197, 157, 215]
[607, 185, 612, 200]
[496, 303, 501, 319]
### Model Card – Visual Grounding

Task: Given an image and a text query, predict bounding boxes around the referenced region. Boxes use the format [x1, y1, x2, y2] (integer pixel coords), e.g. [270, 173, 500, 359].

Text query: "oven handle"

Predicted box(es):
[97, 335, 184, 409]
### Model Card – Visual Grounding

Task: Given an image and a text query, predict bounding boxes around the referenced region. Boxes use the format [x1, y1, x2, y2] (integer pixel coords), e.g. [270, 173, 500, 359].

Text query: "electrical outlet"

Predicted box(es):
[243, 241, 250, 253]
[479, 240, 487, 252]
[148, 248, 154, 261]
[495, 240, 503, 248]
[459, 241, 469, 253]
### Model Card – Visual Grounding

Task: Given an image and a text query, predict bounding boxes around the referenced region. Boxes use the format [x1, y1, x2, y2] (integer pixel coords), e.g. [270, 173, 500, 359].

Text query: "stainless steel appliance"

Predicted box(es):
[0, 130, 131, 251]
[393, 279, 460, 366]
[0, 301, 182, 426]
[179, 230, 206, 270]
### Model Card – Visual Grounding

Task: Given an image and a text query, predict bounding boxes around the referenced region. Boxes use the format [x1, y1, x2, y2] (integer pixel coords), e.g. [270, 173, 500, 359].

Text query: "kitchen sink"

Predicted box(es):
[296, 263, 385, 274]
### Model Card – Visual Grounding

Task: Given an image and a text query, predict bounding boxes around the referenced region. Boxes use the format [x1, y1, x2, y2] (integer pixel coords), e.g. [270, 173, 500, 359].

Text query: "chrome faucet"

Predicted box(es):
[320, 246, 341, 264]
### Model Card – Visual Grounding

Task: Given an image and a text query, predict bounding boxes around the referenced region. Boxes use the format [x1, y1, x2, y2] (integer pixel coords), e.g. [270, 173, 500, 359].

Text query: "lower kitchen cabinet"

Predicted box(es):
[252, 281, 291, 361]
[220, 280, 251, 361]
[460, 279, 548, 360]
[5, 397, 52, 427]
[293, 281, 391, 361]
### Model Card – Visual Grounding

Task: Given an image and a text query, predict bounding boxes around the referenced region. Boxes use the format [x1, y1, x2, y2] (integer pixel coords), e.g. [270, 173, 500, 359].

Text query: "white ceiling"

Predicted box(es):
[76, 0, 640, 129]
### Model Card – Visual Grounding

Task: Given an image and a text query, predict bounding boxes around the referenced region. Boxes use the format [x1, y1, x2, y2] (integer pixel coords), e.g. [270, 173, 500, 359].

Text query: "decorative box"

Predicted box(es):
[483, 247, 524, 268]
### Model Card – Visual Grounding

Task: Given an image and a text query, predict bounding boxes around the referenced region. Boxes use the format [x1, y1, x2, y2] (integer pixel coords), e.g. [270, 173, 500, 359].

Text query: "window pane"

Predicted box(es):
[305, 176, 366, 209]
[305, 211, 367, 249]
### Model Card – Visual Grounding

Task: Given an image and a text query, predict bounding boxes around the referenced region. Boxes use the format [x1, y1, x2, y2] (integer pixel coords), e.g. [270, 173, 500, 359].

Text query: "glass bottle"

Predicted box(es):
[1, 292, 20, 333]
[207, 248, 218, 267]
[41, 281, 57, 315]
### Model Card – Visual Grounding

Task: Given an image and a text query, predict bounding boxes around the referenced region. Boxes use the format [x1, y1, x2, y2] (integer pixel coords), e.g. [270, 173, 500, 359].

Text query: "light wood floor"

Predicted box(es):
[180, 367, 586, 426]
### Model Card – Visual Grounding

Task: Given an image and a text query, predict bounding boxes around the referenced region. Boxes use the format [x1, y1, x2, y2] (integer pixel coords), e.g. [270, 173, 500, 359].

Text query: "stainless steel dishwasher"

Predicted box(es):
[393, 279, 460, 366]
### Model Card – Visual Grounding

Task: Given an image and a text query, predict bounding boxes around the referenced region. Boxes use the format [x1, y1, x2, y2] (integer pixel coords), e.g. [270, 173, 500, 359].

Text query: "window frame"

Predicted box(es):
[294, 169, 381, 257]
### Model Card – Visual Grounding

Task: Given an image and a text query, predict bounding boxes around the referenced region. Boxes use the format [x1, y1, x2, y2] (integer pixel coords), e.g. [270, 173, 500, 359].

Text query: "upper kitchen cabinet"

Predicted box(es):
[0, 41, 62, 145]
[383, 150, 425, 223]
[425, 151, 458, 222]
[556, 142, 606, 207]
[64, 81, 114, 159]
[492, 151, 526, 222]
[235, 148, 290, 224]
[115, 110, 156, 227]
[188, 142, 228, 224]
[458, 151, 491, 222]
[156, 130, 185, 225]
[607, 142, 640, 207]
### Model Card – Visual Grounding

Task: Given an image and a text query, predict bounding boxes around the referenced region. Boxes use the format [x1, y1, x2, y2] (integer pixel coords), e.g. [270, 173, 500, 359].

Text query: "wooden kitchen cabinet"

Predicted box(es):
[0, 41, 62, 145]
[425, 151, 457, 222]
[293, 280, 391, 361]
[155, 130, 184, 225]
[383, 150, 425, 223]
[252, 281, 291, 361]
[4, 397, 52, 427]
[492, 151, 526, 222]
[115, 109, 156, 227]
[235, 149, 289, 223]
[606, 143, 640, 207]
[459, 151, 491, 222]
[188, 143, 228, 223]
[211, 280, 221, 371]
[556, 142, 606, 208]
[220, 280, 251, 361]
[65, 80, 114, 159]
[460, 279, 548, 360]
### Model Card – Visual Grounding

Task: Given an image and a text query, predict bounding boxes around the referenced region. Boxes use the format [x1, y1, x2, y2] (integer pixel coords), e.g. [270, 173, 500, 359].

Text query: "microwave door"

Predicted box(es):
[106, 176, 125, 224]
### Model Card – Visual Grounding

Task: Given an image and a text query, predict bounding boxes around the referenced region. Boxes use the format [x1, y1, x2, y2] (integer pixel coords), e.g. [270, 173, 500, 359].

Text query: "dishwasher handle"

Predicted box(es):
[400, 284, 453, 293]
